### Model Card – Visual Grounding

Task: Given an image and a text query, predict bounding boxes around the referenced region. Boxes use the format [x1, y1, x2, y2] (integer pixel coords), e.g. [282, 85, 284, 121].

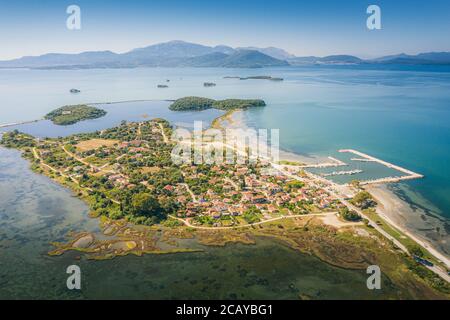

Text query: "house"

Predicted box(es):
[241, 192, 254, 202]
[129, 140, 143, 147]
[163, 185, 175, 192]
[268, 183, 282, 195]
[253, 195, 268, 204]
[255, 203, 266, 211]
[72, 166, 84, 173]
[176, 196, 188, 204]
[118, 142, 130, 149]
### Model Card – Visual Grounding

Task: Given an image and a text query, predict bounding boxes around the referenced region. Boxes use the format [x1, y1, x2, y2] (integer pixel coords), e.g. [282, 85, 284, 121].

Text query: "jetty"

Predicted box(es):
[351, 158, 375, 162]
[339, 149, 424, 185]
[301, 156, 347, 169]
[321, 169, 363, 177]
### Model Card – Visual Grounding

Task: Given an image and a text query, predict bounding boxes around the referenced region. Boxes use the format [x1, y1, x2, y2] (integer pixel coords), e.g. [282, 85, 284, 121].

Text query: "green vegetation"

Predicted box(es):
[351, 190, 377, 209]
[278, 160, 305, 166]
[212, 99, 266, 110]
[169, 97, 215, 111]
[0, 130, 36, 148]
[45, 104, 107, 125]
[410, 245, 425, 257]
[242, 206, 261, 224]
[169, 96, 266, 111]
[339, 207, 361, 222]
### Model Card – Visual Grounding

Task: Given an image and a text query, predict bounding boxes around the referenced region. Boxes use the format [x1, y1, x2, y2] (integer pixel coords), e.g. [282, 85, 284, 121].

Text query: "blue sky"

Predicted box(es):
[0, 0, 449, 60]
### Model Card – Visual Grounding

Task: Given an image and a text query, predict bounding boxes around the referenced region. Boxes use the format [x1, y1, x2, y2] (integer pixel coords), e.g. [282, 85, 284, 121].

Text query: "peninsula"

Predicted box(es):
[1, 112, 449, 298]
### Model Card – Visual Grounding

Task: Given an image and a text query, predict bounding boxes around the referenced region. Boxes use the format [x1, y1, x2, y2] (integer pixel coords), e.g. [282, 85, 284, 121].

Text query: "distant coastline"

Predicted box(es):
[1, 40, 450, 70]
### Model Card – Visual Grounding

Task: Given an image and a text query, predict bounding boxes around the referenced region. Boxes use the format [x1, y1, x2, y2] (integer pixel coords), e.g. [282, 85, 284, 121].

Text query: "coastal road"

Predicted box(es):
[270, 162, 450, 283]
[180, 183, 198, 203]
[158, 123, 169, 143]
[200, 140, 449, 281]
[169, 212, 336, 230]
[306, 172, 450, 282]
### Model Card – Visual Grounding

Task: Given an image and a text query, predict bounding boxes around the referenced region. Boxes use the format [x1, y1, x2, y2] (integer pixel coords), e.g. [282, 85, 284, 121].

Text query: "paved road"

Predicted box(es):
[169, 212, 336, 230]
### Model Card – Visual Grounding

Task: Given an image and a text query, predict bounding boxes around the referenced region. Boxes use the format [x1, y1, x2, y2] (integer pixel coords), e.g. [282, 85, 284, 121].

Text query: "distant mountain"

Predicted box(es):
[218, 50, 289, 68]
[288, 55, 363, 65]
[182, 52, 230, 67]
[371, 52, 450, 65]
[318, 55, 363, 64]
[0, 40, 449, 69]
[181, 50, 289, 68]
[236, 47, 295, 60]
[0, 41, 287, 69]
[213, 45, 236, 55]
[123, 40, 231, 59]
[0, 51, 119, 68]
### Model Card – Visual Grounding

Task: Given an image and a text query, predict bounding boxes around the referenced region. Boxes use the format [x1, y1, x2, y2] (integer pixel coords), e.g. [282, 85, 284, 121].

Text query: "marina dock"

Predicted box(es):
[301, 156, 347, 169]
[321, 169, 363, 177]
[350, 158, 375, 162]
[339, 149, 424, 185]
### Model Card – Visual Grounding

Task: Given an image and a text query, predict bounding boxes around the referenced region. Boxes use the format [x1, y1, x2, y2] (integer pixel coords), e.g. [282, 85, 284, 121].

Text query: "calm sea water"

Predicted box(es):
[0, 65, 449, 298]
[0, 148, 400, 299]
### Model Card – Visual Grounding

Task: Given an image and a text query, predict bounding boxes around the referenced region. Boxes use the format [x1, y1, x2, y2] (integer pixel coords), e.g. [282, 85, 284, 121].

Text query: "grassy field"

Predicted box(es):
[75, 138, 119, 152]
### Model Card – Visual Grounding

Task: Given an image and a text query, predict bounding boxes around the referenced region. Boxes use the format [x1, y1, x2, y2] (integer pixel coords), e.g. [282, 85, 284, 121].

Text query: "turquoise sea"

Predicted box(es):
[2, 66, 449, 222]
[0, 65, 449, 298]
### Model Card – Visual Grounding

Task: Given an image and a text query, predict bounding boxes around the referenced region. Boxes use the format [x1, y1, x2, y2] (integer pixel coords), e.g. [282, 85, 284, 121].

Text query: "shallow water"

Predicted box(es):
[0, 147, 405, 300]
[5, 100, 223, 138]
[1, 65, 449, 298]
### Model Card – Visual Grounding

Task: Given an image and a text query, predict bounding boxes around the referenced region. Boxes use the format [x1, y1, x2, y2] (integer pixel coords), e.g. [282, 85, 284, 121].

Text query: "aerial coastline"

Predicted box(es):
[1, 98, 449, 298]
[223, 105, 450, 269]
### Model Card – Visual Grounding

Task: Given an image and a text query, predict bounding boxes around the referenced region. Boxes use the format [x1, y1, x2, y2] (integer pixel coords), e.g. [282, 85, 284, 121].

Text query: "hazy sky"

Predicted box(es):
[0, 0, 449, 60]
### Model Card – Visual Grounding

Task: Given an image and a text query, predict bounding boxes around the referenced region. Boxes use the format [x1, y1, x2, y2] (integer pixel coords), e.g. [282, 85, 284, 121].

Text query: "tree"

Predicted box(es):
[339, 207, 361, 222]
[351, 191, 376, 209]
[350, 180, 361, 188]
[130, 192, 163, 219]
[410, 245, 425, 258]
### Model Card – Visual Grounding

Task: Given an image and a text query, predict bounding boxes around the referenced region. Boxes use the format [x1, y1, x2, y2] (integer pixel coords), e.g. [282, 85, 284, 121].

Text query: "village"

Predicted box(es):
[1, 119, 344, 228]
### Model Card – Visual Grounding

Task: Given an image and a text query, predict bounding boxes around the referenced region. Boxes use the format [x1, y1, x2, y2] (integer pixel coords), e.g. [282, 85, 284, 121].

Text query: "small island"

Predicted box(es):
[169, 96, 266, 111]
[45, 105, 107, 126]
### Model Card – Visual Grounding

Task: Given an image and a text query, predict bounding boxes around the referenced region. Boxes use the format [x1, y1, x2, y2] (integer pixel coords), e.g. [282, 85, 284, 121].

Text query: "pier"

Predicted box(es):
[321, 169, 363, 177]
[339, 149, 424, 185]
[351, 158, 375, 162]
[301, 156, 347, 169]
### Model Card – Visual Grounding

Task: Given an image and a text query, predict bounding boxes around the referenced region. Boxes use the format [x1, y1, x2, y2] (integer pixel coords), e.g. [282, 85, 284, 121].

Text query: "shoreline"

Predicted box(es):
[0, 99, 173, 129]
[4, 100, 449, 271]
[224, 107, 450, 269]
[366, 184, 450, 267]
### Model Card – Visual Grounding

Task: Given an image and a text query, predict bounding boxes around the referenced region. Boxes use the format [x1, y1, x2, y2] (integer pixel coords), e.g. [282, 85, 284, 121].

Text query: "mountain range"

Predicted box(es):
[1, 40, 449, 69]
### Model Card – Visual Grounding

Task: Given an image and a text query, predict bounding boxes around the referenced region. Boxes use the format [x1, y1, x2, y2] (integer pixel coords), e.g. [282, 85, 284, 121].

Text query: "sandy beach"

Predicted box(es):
[366, 184, 450, 267]
[225, 108, 450, 269]
[228, 109, 328, 165]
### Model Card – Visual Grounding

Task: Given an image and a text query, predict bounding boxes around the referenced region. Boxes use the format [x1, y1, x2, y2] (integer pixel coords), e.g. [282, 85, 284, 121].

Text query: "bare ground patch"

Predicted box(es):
[75, 139, 119, 152]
